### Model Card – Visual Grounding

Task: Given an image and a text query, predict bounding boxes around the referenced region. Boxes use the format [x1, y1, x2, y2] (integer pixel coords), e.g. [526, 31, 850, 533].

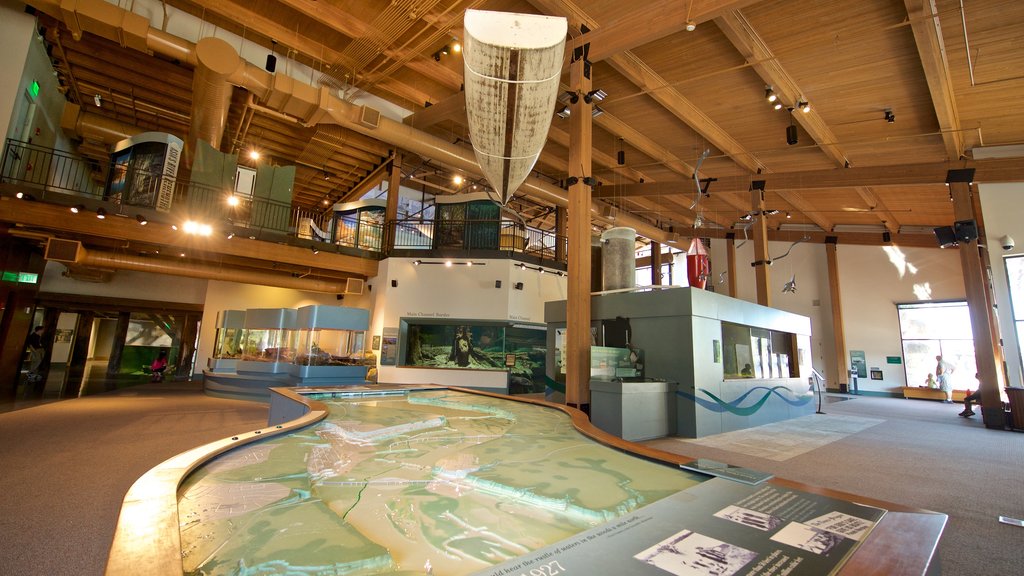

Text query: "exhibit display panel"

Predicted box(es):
[208, 310, 244, 372]
[289, 305, 370, 380]
[238, 308, 297, 374]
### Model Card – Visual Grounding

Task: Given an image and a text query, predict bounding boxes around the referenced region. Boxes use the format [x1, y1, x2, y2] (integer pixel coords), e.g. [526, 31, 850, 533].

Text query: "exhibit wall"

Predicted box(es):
[979, 181, 1024, 388]
[371, 257, 567, 389]
[0, 1, 36, 143]
[196, 280, 344, 377]
[713, 238, 965, 395]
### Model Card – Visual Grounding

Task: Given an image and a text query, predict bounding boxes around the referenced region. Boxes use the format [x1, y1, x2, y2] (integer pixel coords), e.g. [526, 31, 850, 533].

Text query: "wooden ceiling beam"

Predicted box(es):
[558, 0, 762, 64]
[596, 158, 1024, 197]
[403, 92, 466, 130]
[715, 10, 850, 168]
[854, 187, 901, 234]
[775, 190, 834, 232]
[903, 0, 965, 160]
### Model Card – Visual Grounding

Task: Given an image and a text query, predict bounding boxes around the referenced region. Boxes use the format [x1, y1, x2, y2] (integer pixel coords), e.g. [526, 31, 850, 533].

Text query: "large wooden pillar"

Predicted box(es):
[565, 44, 593, 412]
[64, 311, 95, 398]
[555, 206, 567, 262]
[385, 155, 402, 252]
[726, 232, 737, 297]
[825, 238, 849, 392]
[750, 182, 771, 306]
[949, 172, 1004, 428]
[106, 311, 132, 378]
[650, 241, 662, 285]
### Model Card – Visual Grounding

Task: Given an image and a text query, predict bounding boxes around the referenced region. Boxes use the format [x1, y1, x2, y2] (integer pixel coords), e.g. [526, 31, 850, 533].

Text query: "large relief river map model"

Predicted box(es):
[179, 390, 706, 575]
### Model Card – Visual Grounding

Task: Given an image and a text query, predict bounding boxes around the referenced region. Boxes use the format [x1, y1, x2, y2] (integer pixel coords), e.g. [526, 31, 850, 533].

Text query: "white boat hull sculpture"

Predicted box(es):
[463, 9, 567, 205]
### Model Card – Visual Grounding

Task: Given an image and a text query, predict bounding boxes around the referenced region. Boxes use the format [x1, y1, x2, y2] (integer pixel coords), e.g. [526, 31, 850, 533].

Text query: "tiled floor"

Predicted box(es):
[648, 412, 884, 461]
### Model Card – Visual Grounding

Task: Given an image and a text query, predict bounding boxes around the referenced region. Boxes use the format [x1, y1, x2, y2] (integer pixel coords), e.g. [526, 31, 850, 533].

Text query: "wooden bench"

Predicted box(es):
[902, 387, 968, 402]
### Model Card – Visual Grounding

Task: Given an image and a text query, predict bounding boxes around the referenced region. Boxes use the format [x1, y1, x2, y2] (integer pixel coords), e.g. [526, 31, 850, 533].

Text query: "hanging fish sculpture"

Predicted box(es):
[782, 274, 798, 293]
[463, 10, 567, 204]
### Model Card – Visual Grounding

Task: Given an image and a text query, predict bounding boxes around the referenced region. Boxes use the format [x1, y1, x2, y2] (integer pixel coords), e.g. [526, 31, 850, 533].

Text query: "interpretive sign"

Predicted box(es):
[475, 479, 885, 576]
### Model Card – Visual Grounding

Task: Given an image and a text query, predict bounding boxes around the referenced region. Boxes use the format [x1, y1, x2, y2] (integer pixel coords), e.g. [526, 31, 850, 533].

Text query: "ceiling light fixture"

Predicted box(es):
[70, 204, 84, 214]
[591, 105, 604, 118]
[798, 100, 811, 113]
[765, 86, 777, 103]
[884, 109, 895, 123]
[685, 20, 697, 32]
[786, 212, 792, 219]
[584, 89, 607, 103]
[136, 214, 148, 225]
[226, 232, 235, 239]
[453, 174, 464, 186]
[227, 195, 240, 207]
[94, 94, 102, 107]
[556, 105, 571, 119]
[311, 246, 320, 255]
[96, 207, 107, 219]
[451, 39, 462, 53]
[248, 149, 260, 160]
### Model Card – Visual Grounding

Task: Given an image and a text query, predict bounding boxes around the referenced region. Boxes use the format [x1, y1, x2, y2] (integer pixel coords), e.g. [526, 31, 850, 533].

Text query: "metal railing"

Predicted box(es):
[1, 139, 568, 264]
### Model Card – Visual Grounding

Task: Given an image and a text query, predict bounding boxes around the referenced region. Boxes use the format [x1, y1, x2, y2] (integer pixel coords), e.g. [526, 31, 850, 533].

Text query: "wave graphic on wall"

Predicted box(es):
[678, 386, 813, 416]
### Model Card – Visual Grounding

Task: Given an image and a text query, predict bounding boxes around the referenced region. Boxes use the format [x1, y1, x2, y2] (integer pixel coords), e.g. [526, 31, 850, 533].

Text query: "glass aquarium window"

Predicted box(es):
[721, 322, 795, 379]
[294, 328, 368, 366]
[241, 328, 294, 363]
[403, 322, 506, 369]
[212, 327, 242, 359]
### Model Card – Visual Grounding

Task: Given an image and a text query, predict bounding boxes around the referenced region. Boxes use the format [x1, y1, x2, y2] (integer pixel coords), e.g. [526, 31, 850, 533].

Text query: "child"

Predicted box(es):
[150, 351, 169, 382]
[924, 373, 938, 389]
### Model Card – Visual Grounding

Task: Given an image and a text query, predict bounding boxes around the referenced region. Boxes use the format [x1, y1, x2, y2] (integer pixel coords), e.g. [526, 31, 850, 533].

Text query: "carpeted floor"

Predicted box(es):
[0, 381, 268, 576]
[645, 394, 1024, 576]
[1, 387, 1019, 575]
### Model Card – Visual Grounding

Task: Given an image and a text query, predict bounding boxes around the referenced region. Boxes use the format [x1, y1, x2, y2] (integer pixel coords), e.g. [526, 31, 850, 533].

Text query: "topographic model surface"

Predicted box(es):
[179, 389, 704, 575]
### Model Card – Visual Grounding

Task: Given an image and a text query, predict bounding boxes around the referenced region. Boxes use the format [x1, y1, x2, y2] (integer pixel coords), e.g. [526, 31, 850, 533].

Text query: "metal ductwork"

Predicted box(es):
[30, 0, 674, 245]
[60, 102, 141, 144]
[45, 239, 349, 293]
[190, 37, 240, 153]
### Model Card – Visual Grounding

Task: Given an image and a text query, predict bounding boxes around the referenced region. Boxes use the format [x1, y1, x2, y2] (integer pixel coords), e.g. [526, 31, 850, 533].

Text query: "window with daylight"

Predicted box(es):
[897, 301, 976, 390]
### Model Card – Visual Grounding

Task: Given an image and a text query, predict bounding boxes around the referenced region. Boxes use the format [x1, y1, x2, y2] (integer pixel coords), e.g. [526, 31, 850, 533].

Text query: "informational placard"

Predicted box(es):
[473, 479, 885, 576]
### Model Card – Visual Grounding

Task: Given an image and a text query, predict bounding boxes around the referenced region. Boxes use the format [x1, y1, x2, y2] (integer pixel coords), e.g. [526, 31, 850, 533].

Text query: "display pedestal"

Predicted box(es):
[590, 379, 675, 441]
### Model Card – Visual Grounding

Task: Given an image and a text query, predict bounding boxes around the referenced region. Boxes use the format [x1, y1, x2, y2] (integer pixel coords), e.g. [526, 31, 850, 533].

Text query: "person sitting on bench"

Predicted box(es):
[150, 351, 169, 382]
[960, 373, 982, 418]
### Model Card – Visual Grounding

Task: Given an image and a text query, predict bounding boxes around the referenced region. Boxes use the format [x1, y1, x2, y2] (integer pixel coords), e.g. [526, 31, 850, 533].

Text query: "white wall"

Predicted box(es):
[979, 182, 1024, 387]
[196, 280, 346, 377]
[709, 235, 965, 394]
[0, 0, 34, 143]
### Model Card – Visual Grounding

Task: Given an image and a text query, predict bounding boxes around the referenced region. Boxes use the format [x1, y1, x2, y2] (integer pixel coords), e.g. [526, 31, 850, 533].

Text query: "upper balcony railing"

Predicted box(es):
[0, 139, 567, 265]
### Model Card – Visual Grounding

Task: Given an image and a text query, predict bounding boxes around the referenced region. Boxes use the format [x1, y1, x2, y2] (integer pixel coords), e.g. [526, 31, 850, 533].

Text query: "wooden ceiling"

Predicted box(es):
[33, 0, 1024, 246]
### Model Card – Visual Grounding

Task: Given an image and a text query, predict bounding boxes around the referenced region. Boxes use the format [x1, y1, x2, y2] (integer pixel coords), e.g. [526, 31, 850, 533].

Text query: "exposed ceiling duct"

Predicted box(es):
[45, 239, 350, 294]
[60, 102, 141, 144]
[28, 0, 676, 245]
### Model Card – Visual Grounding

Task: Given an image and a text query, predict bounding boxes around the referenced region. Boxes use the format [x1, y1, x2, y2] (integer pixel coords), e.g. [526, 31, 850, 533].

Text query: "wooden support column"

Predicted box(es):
[750, 182, 771, 306]
[566, 45, 593, 412]
[105, 311, 131, 378]
[64, 312, 95, 398]
[177, 312, 201, 380]
[826, 237, 849, 392]
[385, 155, 402, 252]
[726, 232, 737, 297]
[949, 172, 1004, 428]
[650, 241, 662, 285]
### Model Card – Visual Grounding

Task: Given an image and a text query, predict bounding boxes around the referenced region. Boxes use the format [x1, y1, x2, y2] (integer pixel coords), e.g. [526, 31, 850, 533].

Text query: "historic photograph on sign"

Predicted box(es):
[803, 511, 874, 541]
[634, 529, 757, 575]
[770, 522, 845, 555]
[714, 505, 783, 532]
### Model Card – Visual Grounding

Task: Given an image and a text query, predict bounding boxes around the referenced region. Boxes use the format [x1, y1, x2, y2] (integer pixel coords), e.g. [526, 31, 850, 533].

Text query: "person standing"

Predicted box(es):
[24, 326, 46, 383]
[935, 354, 955, 403]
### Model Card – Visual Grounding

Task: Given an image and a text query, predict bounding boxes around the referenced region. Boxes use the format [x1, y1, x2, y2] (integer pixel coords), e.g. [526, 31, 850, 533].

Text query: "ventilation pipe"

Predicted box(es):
[60, 102, 141, 144]
[30, 0, 674, 245]
[75, 247, 350, 294]
[190, 37, 240, 153]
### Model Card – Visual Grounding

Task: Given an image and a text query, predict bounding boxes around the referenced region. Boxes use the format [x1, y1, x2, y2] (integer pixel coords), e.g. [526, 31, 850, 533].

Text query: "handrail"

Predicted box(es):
[0, 138, 568, 264]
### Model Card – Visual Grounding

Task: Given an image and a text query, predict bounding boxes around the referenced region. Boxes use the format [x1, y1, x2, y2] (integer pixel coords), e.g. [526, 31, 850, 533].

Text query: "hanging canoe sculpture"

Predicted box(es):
[463, 9, 567, 205]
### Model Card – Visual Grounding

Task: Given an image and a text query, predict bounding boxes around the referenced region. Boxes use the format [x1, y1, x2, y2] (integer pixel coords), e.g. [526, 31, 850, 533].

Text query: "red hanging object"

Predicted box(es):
[686, 237, 710, 289]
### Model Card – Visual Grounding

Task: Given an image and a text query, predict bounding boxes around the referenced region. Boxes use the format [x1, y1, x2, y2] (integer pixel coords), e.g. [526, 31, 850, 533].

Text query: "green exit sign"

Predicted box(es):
[18, 272, 38, 284]
[29, 80, 40, 99]
[1, 271, 17, 282]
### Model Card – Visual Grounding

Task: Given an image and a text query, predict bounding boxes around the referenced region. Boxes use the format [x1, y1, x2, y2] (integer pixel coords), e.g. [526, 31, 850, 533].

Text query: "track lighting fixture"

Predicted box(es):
[96, 207, 106, 219]
[765, 86, 777, 103]
[311, 246, 320, 255]
[433, 51, 441, 61]
[556, 105, 571, 119]
[248, 149, 260, 160]
[226, 232, 235, 239]
[227, 195, 240, 207]
[451, 39, 462, 53]
[685, 20, 697, 32]
[798, 101, 811, 113]
[774, 101, 783, 110]
[592, 106, 604, 118]
[786, 212, 792, 219]
[136, 214, 148, 225]
[94, 94, 101, 107]
[884, 109, 895, 123]
[70, 204, 84, 214]
[584, 89, 607, 103]
[453, 174, 464, 186]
